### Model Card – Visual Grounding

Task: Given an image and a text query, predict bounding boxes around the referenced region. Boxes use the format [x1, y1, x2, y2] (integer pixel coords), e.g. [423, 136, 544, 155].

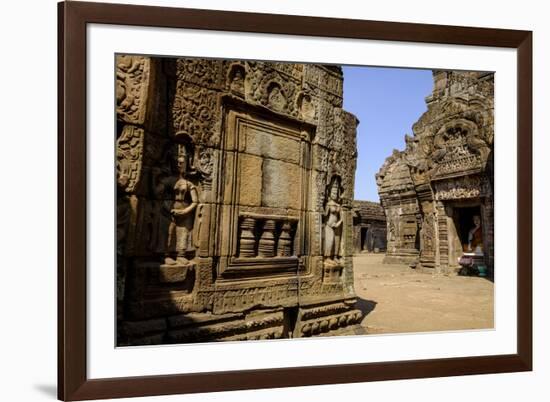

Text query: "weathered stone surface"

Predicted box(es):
[158, 263, 195, 283]
[238, 153, 263, 206]
[376, 71, 494, 274]
[261, 159, 301, 210]
[244, 125, 301, 164]
[117, 56, 360, 345]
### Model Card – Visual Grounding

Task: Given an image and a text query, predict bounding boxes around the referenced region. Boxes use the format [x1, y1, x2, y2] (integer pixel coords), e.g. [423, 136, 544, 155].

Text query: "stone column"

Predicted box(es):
[258, 219, 276, 257]
[239, 217, 257, 257]
[277, 221, 292, 257]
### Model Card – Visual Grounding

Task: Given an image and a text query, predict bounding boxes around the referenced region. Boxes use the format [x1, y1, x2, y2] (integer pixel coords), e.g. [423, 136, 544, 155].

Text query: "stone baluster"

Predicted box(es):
[238, 217, 257, 258]
[277, 221, 292, 257]
[258, 219, 276, 258]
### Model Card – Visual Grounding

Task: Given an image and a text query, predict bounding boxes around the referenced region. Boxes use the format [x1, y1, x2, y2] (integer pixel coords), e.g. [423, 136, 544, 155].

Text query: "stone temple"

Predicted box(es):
[116, 56, 362, 345]
[352, 200, 387, 254]
[376, 71, 494, 275]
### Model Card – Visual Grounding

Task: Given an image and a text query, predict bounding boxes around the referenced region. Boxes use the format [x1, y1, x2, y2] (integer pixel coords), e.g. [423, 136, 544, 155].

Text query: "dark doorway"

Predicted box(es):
[360, 227, 368, 251]
[453, 205, 482, 251]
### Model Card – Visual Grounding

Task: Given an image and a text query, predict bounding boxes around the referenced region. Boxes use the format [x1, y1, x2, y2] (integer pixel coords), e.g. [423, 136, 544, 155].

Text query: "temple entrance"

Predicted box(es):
[360, 227, 368, 251]
[447, 203, 489, 276]
[452, 205, 482, 253]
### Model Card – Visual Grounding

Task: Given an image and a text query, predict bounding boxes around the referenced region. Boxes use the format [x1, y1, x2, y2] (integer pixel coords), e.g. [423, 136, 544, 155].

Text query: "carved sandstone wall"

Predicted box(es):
[377, 71, 494, 273]
[116, 56, 361, 345]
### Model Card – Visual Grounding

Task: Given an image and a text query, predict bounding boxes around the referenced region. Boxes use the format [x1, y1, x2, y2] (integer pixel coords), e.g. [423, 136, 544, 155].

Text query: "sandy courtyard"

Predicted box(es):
[353, 253, 494, 335]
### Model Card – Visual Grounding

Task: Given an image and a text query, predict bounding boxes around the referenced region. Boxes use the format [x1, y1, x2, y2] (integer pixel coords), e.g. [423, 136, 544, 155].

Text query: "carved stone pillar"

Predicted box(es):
[239, 217, 257, 258]
[277, 221, 292, 257]
[258, 219, 276, 257]
[436, 201, 449, 273]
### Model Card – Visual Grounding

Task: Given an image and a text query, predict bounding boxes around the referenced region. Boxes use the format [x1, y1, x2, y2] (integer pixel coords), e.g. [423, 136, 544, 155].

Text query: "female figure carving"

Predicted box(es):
[151, 143, 199, 265]
[323, 176, 343, 261]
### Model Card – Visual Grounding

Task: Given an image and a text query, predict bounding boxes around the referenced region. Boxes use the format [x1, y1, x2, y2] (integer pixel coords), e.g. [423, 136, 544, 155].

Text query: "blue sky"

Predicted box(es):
[342, 66, 434, 202]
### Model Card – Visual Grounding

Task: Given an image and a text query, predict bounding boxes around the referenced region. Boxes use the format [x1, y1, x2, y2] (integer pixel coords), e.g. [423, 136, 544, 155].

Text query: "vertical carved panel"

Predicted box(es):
[420, 209, 436, 269]
[436, 202, 449, 271]
[116, 55, 151, 125]
[116, 125, 144, 194]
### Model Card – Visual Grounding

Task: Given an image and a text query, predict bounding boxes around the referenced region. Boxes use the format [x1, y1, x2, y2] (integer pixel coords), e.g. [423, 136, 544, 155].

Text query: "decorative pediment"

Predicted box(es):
[430, 119, 490, 180]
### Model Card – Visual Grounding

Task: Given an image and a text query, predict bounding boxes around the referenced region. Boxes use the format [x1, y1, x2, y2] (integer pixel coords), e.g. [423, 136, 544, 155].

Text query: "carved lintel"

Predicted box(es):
[434, 175, 492, 201]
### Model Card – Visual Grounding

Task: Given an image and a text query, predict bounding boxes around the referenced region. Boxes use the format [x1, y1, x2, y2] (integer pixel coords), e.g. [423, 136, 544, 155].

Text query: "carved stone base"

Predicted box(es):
[124, 261, 197, 320]
[119, 309, 286, 346]
[158, 262, 195, 283]
[119, 296, 365, 345]
[295, 298, 363, 338]
[167, 309, 285, 343]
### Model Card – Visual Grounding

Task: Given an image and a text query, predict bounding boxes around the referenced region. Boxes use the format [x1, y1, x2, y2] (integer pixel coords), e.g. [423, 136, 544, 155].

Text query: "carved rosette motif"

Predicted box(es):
[195, 146, 215, 189]
[421, 212, 436, 255]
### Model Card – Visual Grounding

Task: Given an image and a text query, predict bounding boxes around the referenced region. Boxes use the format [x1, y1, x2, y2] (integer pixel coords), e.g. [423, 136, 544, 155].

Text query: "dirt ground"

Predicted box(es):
[353, 253, 494, 335]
